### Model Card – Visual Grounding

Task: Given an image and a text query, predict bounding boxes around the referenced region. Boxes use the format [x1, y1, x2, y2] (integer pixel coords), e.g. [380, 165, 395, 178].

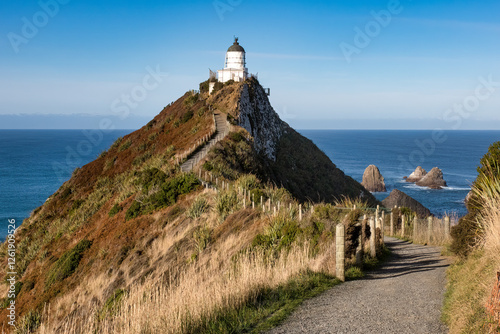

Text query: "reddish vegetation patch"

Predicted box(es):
[0, 89, 219, 327]
[486, 272, 500, 331]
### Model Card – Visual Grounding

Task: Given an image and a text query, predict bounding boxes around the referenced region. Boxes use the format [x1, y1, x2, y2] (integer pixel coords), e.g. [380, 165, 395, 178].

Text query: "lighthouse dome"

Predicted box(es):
[227, 38, 245, 52]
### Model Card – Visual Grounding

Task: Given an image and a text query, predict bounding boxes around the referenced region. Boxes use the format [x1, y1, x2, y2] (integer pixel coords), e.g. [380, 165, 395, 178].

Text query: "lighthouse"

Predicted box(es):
[217, 37, 248, 83]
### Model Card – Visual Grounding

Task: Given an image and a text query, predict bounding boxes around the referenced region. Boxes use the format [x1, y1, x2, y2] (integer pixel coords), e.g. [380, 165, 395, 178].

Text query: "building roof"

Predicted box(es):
[227, 37, 245, 52]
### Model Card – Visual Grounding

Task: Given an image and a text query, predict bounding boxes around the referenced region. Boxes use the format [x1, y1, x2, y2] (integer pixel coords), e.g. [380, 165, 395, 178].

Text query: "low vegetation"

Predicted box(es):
[444, 141, 500, 333]
[45, 239, 92, 290]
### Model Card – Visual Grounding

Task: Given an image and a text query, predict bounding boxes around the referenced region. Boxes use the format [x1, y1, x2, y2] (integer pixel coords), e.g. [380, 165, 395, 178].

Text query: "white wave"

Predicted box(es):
[442, 186, 471, 191]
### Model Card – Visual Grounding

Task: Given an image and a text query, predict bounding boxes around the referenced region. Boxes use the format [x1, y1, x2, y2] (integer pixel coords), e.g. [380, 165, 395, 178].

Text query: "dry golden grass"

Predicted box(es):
[480, 195, 500, 267]
[409, 216, 451, 246]
[37, 242, 328, 334]
[30, 188, 337, 334]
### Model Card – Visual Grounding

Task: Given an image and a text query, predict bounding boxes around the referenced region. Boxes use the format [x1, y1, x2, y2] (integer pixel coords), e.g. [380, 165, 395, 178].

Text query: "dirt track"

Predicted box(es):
[268, 237, 450, 334]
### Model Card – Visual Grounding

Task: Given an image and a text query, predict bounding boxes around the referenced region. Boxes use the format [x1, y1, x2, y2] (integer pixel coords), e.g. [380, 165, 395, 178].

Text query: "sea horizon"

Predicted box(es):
[1, 129, 499, 239]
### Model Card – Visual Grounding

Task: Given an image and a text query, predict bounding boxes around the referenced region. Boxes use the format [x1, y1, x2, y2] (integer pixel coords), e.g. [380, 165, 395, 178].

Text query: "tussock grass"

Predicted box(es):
[443, 148, 500, 333]
[187, 196, 209, 219]
[215, 189, 239, 222]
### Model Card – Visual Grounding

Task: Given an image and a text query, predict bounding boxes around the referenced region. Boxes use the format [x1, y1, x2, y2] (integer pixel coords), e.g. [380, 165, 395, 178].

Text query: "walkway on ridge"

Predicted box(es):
[180, 112, 229, 173]
[268, 237, 450, 334]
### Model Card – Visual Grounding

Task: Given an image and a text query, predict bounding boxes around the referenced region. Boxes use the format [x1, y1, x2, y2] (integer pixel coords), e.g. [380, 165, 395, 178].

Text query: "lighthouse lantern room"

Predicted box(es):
[217, 37, 248, 84]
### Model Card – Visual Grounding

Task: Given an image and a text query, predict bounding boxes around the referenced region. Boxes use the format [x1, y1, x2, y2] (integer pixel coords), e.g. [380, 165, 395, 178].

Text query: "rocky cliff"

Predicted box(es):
[237, 81, 284, 161]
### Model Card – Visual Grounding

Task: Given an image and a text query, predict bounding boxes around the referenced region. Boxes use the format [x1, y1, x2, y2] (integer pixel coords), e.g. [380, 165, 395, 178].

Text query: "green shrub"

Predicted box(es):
[118, 139, 131, 152]
[203, 161, 214, 171]
[110, 137, 123, 150]
[0, 282, 23, 308]
[253, 216, 301, 253]
[250, 188, 267, 205]
[193, 226, 212, 253]
[70, 199, 84, 213]
[197, 107, 206, 117]
[450, 212, 481, 257]
[228, 131, 245, 142]
[14, 310, 41, 334]
[127, 173, 200, 220]
[181, 110, 194, 123]
[450, 141, 500, 257]
[60, 187, 72, 200]
[211, 81, 223, 93]
[148, 133, 158, 141]
[346, 266, 365, 280]
[183, 92, 199, 108]
[109, 204, 123, 217]
[215, 190, 239, 222]
[125, 201, 142, 221]
[100, 289, 126, 319]
[187, 197, 209, 219]
[236, 174, 260, 191]
[45, 239, 92, 289]
[199, 80, 209, 93]
[138, 168, 167, 194]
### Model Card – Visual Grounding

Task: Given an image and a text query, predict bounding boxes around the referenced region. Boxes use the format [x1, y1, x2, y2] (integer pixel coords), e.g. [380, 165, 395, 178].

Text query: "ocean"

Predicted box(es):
[300, 130, 500, 218]
[1, 129, 499, 240]
[0, 130, 132, 239]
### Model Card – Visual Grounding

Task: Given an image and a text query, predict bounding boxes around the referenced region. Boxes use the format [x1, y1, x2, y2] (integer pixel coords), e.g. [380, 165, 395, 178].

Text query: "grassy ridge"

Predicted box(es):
[444, 141, 500, 333]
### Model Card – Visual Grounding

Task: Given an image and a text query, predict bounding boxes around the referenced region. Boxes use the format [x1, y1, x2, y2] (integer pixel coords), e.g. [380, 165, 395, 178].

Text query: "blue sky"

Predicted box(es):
[1, 0, 499, 129]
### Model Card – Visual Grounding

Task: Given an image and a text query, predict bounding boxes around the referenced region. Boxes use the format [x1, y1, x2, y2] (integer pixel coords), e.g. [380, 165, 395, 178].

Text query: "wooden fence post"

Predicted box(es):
[381, 211, 385, 245]
[336, 223, 345, 282]
[361, 214, 367, 252]
[390, 209, 394, 236]
[370, 216, 376, 258]
[375, 205, 380, 229]
[299, 204, 302, 221]
[413, 216, 418, 239]
[401, 214, 406, 237]
[427, 216, 433, 243]
[444, 216, 451, 239]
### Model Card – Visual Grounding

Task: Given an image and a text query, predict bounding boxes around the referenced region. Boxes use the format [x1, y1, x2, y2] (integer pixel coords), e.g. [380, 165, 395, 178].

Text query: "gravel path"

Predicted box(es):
[268, 237, 450, 334]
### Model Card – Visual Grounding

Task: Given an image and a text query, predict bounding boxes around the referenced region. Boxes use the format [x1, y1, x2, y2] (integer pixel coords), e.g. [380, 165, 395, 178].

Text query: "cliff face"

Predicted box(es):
[237, 81, 284, 161]
[232, 78, 377, 204]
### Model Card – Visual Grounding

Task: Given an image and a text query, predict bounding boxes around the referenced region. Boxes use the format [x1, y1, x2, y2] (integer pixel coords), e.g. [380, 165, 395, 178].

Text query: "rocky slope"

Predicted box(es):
[0, 78, 377, 331]
[382, 189, 432, 218]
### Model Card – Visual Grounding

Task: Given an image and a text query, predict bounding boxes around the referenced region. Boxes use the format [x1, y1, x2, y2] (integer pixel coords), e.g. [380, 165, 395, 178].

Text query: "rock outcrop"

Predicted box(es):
[416, 167, 447, 189]
[406, 166, 427, 183]
[238, 82, 284, 161]
[382, 189, 432, 218]
[361, 165, 386, 192]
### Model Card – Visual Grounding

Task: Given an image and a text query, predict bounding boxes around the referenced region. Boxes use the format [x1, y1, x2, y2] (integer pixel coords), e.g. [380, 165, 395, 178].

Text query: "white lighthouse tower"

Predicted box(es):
[217, 37, 248, 83]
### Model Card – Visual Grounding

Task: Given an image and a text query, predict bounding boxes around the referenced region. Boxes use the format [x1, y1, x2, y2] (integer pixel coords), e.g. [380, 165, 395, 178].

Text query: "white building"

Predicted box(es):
[217, 37, 248, 83]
